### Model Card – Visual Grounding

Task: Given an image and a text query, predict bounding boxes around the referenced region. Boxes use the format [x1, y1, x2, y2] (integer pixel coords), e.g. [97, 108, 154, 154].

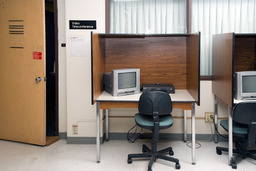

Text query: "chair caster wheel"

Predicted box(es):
[175, 163, 181, 169]
[169, 150, 174, 156]
[231, 163, 237, 169]
[231, 158, 237, 169]
[216, 150, 222, 155]
[127, 158, 132, 164]
[148, 167, 152, 171]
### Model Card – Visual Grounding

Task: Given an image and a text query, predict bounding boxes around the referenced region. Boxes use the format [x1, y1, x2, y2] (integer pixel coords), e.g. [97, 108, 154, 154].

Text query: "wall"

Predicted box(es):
[57, 0, 67, 134]
[58, 0, 229, 142]
[64, 0, 105, 139]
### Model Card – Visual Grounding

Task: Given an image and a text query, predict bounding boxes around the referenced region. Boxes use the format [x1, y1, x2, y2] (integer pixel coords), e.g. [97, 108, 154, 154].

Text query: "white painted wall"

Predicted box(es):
[64, 0, 105, 137]
[57, 1, 229, 139]
[57, 0, 67, 133]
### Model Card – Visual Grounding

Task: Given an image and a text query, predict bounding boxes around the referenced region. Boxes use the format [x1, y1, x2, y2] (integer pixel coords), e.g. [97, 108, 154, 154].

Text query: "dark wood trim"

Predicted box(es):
[235, 33, 256, 37]
[200, 76, 213, 80]
[54, 0, 59, 136]
[231, 34, 235, 107]
[198, 32, 201, 105]
[105, 0, 111, 33]
[99, 34, 145, 38]
[186, 0, 192, 33]
[91, 32, 94, 105]
[100, 33, 190, 38]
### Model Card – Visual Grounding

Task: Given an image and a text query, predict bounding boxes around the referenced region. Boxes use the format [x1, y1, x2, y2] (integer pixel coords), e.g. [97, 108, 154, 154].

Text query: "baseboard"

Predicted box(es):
[62, 132, 228, 144]
[66, 134, 106, 144]
[110, 133, 228, 142]
[67, 137, 103, 144]
[59, 132, 67, 139]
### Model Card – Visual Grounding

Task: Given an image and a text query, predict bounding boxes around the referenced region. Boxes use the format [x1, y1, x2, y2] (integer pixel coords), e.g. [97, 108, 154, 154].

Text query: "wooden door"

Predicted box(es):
[0, 0, 46, 145]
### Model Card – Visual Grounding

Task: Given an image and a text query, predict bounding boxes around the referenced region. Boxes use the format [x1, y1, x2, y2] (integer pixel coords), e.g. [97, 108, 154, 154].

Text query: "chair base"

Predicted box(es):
[128, 144, 180, 171]
[216, 146, 256, 169]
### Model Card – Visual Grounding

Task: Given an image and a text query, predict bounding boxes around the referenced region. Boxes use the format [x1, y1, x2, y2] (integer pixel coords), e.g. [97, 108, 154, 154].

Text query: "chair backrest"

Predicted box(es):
[232, 102, 256, 148]
[138, 91, 172, 116]
[233, 102, 256, 125]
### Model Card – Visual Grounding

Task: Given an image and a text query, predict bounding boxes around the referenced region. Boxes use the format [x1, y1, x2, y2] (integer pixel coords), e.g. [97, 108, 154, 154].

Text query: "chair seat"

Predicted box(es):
[220, 120, 248, 135]
[135, 113, 173, 130]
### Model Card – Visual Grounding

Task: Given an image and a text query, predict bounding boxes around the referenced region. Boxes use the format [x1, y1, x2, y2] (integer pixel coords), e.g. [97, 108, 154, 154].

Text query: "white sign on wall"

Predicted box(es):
[69, 36, 86, 57]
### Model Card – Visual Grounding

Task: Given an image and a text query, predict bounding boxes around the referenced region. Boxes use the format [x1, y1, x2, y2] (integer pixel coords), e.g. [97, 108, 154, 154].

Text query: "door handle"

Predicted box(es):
[35, 77, 42, 83]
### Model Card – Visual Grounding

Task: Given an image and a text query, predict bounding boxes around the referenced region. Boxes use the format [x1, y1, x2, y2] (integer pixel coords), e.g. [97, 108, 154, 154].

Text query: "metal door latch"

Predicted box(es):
[35, 77, 42, 83]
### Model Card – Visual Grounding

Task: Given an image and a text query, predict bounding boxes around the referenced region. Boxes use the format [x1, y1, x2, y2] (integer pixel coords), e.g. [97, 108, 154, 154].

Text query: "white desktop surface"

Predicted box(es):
[234, 98, 256, 104]
[97, 90, 195, 102]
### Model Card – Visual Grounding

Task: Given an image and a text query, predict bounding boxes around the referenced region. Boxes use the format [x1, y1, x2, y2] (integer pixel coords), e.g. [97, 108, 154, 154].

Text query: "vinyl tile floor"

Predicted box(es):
[0, 139, 256, 171]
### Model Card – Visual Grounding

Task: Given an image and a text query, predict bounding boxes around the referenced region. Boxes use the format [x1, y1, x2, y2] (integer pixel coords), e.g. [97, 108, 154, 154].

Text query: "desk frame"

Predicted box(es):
[96, 100, 196, 165]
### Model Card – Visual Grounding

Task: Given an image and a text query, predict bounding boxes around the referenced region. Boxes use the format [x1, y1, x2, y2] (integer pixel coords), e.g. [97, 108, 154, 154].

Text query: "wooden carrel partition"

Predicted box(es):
[212, 33, 256, 107]
[91, 33, 201, 105]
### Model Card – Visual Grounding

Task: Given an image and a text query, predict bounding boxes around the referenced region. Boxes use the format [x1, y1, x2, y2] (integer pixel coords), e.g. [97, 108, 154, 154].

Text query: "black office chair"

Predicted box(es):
[216, 102, 256, 169]
[127, 91, 180, 171]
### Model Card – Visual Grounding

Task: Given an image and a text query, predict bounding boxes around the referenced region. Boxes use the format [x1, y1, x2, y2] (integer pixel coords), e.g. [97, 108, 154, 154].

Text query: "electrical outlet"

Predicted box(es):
[205, 112, 214, 122]
[72, 124, 78, 134]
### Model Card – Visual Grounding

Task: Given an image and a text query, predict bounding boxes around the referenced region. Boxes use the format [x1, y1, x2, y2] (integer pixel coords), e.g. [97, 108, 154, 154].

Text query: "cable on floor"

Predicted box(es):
[186, 120, 214, 149]
[127, 125, 143, 143]
[211, 115, 228, 139]
[186, 141, 202, 149]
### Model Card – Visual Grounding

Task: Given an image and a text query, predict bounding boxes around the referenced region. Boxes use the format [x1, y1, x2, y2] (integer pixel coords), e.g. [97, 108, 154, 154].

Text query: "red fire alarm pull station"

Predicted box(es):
[33, 51, 42, 60]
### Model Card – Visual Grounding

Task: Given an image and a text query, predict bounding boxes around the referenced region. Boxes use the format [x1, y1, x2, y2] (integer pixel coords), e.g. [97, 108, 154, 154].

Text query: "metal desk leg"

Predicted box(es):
[96, 102, 101, 163]
[214, 96, 218, 143]
[184, 110, 187, 142]
[228, 106, 233, 165]
[191, 103, 196, 165]
[105, 109, 109, 141]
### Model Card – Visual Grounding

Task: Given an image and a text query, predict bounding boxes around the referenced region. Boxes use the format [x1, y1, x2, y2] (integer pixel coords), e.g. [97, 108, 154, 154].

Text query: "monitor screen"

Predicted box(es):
[242, 75, 256, 93]
[118, 72, 136, 89]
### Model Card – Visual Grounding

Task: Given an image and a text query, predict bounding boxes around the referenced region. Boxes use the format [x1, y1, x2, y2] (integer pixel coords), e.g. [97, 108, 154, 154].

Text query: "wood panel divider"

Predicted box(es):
[91, 33, 200, 106]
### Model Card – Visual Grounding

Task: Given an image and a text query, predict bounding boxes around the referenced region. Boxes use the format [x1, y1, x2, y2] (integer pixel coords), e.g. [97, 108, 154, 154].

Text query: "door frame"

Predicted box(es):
[53, 0, 59, 136]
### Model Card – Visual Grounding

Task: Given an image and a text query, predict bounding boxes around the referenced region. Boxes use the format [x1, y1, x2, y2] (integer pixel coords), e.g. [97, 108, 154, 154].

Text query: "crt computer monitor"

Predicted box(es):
[234, 71, 256, 100]
[103, 68, 140, 96]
